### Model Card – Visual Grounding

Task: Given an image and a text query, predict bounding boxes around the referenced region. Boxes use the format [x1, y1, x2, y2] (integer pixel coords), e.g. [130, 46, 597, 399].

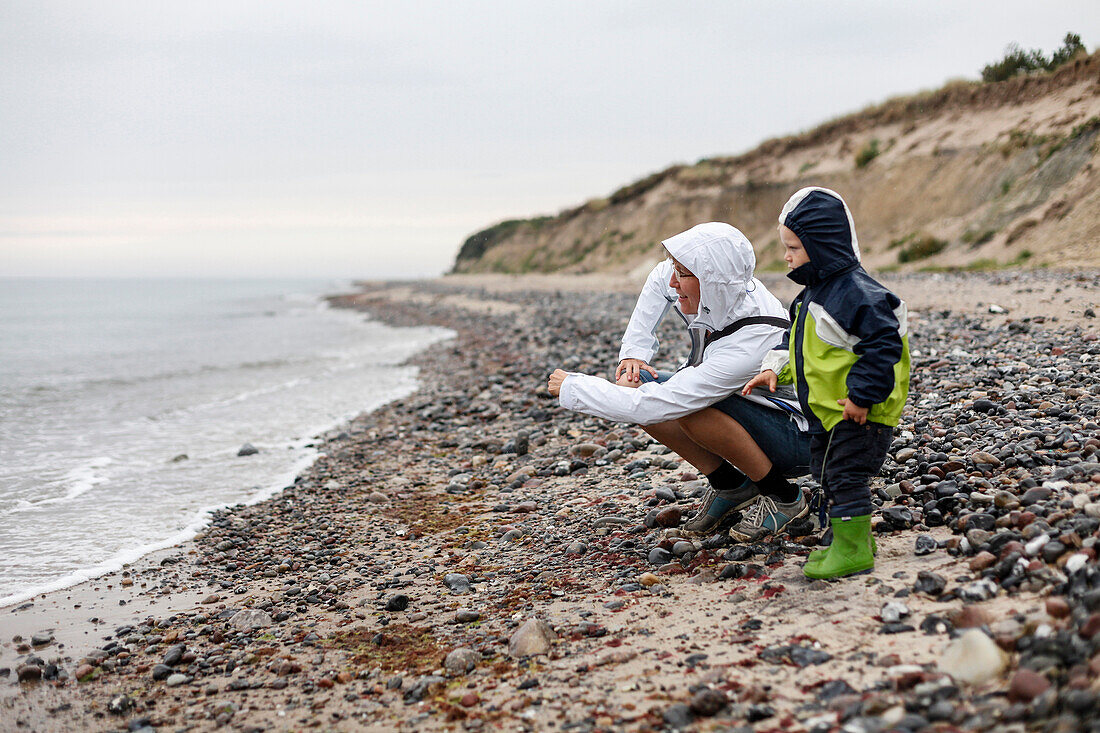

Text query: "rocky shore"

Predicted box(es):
[3, 271, 1100, 732]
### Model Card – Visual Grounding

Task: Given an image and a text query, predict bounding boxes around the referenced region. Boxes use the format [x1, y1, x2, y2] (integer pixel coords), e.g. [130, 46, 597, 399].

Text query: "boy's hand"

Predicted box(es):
[742, 370, 777, 396]
[837, 398, 869, 424]
[547, 369, 569, 397]
[616, 359, 658, 384]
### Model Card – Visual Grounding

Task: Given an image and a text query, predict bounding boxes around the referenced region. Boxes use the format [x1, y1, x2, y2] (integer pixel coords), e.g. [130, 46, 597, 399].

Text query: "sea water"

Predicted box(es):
[0, 278, 451, 606]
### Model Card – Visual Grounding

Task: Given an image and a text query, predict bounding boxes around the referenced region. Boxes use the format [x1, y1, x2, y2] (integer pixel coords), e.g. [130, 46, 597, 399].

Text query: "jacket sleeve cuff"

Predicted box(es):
[760, 350, 789, 375]
[847, 393, 874, 408]
[557, 374, 579, 410]
[618, 348, 654, 363]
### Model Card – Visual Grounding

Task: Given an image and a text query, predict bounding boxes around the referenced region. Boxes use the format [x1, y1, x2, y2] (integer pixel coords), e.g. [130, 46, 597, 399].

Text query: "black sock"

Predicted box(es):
[705, 462, 747, 492]
[756, 465, 799, 503]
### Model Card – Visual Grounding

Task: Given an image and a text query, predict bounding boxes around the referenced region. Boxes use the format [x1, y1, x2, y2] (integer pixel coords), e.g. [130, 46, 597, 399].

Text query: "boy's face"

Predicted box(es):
[667, 257, 701, 315]
[780, 225, 810, 269]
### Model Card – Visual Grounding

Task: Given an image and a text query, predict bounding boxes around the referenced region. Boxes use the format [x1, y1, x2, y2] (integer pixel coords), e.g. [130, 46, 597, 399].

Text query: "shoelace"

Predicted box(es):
[741, 495, 780, 528]
[692, 487, 716, 517]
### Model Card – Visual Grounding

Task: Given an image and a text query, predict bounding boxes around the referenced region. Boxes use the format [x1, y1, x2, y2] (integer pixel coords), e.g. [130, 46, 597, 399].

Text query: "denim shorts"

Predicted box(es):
[710, 392, 811, 478]
[640, 371, 811, 478]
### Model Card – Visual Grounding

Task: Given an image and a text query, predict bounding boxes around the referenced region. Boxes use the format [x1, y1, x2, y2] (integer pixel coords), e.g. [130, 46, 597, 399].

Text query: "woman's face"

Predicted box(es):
[668, 258, 701, 315]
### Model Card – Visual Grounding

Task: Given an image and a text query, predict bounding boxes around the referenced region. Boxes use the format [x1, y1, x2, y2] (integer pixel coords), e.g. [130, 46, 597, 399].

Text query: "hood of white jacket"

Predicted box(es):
[661, 222, 759, 333]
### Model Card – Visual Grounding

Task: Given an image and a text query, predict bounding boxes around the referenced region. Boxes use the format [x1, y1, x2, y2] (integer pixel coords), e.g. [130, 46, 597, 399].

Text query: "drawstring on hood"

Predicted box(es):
[661, 222, 759, 334]
[779, 187, 861, 286]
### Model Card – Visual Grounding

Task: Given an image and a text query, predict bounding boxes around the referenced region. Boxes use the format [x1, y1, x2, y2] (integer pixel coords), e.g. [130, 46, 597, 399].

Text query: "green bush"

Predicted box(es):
[897, 234, 948, 263]
[888, 233, 914, 250]
[981, 33, 1085, 83]
[855, 138, 881, 168]
[964, 258, 1000, 272]
[962, 229, 997, 247]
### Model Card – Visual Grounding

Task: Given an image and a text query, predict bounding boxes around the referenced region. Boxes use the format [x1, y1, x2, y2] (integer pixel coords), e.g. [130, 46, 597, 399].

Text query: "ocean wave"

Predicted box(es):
[0, 446, 323, 609]
[7, 359, 313, 407]
[2, 456, 113, 515]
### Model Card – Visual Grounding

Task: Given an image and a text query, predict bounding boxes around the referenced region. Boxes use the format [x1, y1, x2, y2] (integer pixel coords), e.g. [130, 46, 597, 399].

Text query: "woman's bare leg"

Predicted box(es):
[615, 372, 722, 474]
[678, 407, 773, 481]
[641, 421, 723, 475]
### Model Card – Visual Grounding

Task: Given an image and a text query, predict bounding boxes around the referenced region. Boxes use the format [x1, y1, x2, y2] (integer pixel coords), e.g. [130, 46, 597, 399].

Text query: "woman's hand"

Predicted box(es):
[741, 370, 777, 396]
[837, 398, 869, 424]
[547, 369, 569, 397]
[615, 358, 658, 385]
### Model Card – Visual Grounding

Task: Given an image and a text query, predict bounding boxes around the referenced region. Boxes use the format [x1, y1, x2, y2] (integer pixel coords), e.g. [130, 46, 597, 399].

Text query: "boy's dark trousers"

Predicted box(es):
[810, 420, 894, 519]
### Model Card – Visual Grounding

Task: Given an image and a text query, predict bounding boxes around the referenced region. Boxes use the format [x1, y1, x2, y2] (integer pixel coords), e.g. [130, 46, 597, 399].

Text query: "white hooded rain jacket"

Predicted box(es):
[558, 222, 805, 427]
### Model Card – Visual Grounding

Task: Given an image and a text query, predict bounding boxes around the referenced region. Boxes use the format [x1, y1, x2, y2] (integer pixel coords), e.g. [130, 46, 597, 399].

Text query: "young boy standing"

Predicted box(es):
[743, 187, 909, 579]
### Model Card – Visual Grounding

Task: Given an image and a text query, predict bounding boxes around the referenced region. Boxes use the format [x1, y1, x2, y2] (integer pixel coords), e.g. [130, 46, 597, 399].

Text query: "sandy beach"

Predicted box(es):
[3, 270, 1100, 732]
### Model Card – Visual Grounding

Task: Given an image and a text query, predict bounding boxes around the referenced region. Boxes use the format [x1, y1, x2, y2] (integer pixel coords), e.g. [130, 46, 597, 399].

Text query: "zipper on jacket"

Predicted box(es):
[669, 303, 705, 369]
[791, 294, 820, 431]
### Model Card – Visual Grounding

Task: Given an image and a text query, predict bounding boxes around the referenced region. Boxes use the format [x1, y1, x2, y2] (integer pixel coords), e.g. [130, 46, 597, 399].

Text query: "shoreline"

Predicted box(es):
[3, 271, 1099, 732]
[0, 279, 448, 612]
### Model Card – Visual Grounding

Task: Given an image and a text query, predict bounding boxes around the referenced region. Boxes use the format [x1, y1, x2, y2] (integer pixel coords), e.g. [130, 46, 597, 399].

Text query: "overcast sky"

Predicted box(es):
[1, 2, 1097, 278]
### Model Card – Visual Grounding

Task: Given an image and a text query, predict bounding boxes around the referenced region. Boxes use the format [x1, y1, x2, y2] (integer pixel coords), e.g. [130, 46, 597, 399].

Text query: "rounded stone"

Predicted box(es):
[444, 647, 481, 675]
[1007, 669, 1051, 702]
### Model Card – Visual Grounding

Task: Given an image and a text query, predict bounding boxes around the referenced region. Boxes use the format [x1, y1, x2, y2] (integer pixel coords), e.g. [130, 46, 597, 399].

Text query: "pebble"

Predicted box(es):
[384, 594, 410, 612]
[648, 548, 672, 565]
[453, 609, 481, 623]
[443, 574, 471, 594]
[228, 608, 273, 631]
[968, 551, 997, 571]
[914, 534, 937, 555]
[592, 516, 631, 528]
[939, 629, 1008, 685]
[1008, 668, 1051, 702]
[655, 507, 682, 527]
[508, 618, 557, 657]
[236, 443, 258, 456]
[913, 571, 947, 596]
[949, 606, 992, 629]
[443, 647, 481, 675]
[1045, 597, 1071, 618]
[881, 602, 910, 624]
[671, 540, 695, 557]
[957, 578, 999, 602]
[161, 644, 185, 667]
[1065, 553, 1090, 574]
[689, 688, 728, 716]
[16, 664, 42, 683]
[165, 673, 190, 687]
[662, 703, 695, 729]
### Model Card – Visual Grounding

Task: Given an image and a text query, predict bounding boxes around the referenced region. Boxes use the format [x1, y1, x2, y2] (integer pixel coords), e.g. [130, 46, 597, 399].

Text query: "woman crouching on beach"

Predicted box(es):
[547, 223, 812, 542]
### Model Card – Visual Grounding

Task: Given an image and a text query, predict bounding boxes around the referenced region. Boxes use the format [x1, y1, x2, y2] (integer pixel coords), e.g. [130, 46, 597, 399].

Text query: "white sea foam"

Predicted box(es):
[3, 457, 113, 515]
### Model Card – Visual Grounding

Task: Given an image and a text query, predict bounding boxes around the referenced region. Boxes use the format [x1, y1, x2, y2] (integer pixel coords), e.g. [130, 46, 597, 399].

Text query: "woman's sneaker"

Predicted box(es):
[681, 481, 760, 535]
[728, 490, 808, 543]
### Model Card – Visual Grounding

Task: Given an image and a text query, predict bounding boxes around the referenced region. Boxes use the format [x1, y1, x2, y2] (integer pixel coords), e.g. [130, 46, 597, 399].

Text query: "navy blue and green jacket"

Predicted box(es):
[763, 188, 910, 433]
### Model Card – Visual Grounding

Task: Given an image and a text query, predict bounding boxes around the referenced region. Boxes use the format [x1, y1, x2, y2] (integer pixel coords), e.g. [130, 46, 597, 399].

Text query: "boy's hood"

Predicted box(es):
[661, 222, 757, 332]
[779, 187, 861, 282]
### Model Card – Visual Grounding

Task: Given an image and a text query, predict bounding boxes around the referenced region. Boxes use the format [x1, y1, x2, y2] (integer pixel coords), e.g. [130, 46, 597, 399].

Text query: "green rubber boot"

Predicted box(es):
[803, 515, 875, 579]
[807, 530, 876, 564]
